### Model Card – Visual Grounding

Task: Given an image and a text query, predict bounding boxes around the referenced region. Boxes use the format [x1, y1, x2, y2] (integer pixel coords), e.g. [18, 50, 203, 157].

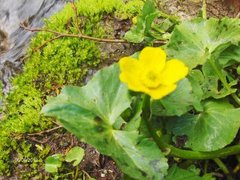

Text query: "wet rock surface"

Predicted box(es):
[0, 0, 69, 92]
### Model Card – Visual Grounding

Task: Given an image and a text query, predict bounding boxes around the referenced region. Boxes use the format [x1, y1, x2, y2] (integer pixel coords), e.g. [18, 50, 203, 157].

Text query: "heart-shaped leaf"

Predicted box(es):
[65, 146, 85, 166]
[45, 154, 63, 173]
[167, 100, 240, 151]
[152, 78, 194, 116]
[166, 18, 240, 69]
[218, 45, 240, 67]
[42, 64, 168, 179]
[202, 60, 237, 99]
[166, 165, 214, 180]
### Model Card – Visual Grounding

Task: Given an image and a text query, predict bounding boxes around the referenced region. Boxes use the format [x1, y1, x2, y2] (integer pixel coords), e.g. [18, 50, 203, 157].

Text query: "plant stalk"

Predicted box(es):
[213, 158, 229, 174]
[202, 0, 207, 19]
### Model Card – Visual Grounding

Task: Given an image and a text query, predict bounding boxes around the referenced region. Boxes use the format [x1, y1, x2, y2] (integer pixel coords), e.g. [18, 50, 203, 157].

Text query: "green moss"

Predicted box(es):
[115, 0, 144, 19]
[0, 0, 143, 177]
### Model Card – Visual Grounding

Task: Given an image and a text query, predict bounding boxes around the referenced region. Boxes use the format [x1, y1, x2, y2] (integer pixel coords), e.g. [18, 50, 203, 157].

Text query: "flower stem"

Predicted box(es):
[142, 95, 151, 120]
[202, 0, 207, 19]
[141, 94, 240, 160]
[213, 158, 229, 174]
[158, 137, 240, 160]
[204, 160, 209, 174]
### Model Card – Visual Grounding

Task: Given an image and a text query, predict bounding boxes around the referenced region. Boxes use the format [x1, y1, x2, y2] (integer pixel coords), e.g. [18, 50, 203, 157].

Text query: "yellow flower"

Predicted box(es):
[119, 47, 189, 99]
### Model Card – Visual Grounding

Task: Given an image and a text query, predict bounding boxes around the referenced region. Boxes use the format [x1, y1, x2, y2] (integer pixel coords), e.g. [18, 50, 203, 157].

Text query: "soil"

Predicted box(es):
[3, 0, 240, 179]
[161, 0, 239, 19]
[25, 129, 122, 179]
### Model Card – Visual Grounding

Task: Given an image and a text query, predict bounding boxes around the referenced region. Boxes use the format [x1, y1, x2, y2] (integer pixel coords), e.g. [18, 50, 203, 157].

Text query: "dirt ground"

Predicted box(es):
[162, 0, 239, 18]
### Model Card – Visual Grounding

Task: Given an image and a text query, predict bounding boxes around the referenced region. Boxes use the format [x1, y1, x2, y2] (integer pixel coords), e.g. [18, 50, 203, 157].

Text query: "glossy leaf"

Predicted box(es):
[202, 60, 237, 99]
[166, 165, 214, 180]
[152, 78, 194, 116]
[218, 45, 240, 67]
[166, 18, 240, 69]
[124, 0, 158, 43]
[65, 146, 85, 166]
[42, 64, 168, 179]
[167, 100, 240, 151]
[124, 29, 145, 43]
[188, 64, 237, 102]
[188, 70, 204, 111]
[45, 154, 63, 173]
[124, 97, 143, 131]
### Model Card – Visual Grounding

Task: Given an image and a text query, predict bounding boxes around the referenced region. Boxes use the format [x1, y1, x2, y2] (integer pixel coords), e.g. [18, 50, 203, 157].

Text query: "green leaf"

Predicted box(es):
[166, 165, 214, 180]
[150, 19, 174, 40]
[152, 79, 194, 116]
[45, 154, 63, 173]
[124, 97, 143, 131]
[42, 64, 168, 179]
[124, 29, 145, 43]
[188, 64, 237, 103]
[202, 60, 237, 99]
[65, 146, 85, 166]
[124, 0, 158, 43]
[218, 45, 240, 67]
[44, 64, 130, 126]
[141, 0, 155, 18]
[188, 70, 204, 111]
[167, 100, 240, 151]
[166, 18, 240, 69]
[237, 65, 240, 75]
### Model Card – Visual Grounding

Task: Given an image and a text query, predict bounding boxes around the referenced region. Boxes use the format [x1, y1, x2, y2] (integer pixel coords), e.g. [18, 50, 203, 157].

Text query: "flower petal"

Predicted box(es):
[119, 57, 147, 92]
[161, 59, 189, 85]
[139, 47, 166, 72]
[147, 84, 177, 100]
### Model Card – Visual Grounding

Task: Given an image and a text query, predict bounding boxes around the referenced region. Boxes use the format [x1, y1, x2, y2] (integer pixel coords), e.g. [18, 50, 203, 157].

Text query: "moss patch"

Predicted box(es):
[0, 0, 143, 177]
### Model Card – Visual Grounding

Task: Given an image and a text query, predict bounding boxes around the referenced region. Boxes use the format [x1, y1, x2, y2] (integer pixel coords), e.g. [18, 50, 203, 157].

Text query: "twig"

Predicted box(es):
[211, 172, 224, 178]
[71, 1, 81, 34]
[82, 170, 92, 179]
[20, 32, 65, 62]
[27, 125, 63, 136]
[32, 34, 63, 52]
[20, 23, 128, 43]
[236, 11, 240, 18]
[25, 136, 50, 144]
[52, 120, 62, 126]
[20, 23, 165, 44]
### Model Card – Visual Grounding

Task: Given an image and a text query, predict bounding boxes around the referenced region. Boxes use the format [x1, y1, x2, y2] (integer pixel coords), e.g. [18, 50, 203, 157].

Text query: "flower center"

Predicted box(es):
[141, 71, 161, 88]
[147, 72, 157, 81]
